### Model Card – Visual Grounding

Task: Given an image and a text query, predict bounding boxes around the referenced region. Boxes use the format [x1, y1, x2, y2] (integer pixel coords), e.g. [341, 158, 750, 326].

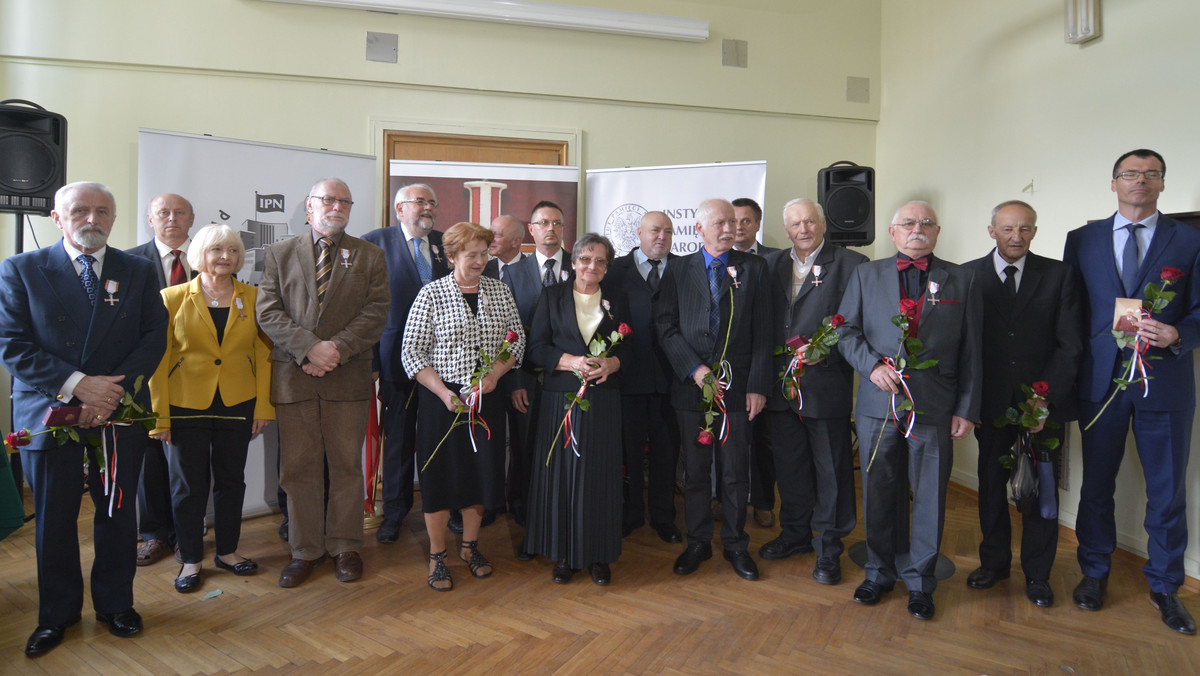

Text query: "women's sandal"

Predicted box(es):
[428, 550, 453, 592]
[459, 540, 493, 579]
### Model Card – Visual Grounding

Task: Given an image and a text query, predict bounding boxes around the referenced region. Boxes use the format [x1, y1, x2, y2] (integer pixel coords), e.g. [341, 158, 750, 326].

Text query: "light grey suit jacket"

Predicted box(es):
[837, 254, 982, 426]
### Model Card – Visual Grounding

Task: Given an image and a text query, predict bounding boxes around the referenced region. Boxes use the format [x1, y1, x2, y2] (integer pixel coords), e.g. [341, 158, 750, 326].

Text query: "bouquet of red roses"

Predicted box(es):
[866, 298, 939, 469]
[548, 323, 632, 463]
[775, 314, 845, 417]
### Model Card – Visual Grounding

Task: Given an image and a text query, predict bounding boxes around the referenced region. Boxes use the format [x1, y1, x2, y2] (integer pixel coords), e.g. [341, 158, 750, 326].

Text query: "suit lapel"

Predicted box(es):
[187, 280, 220, 342]
[83, 251, 131, 363]
[39, 244, 91, 334]
[1011, 255, 1041, 316]
[298, 230, 320, 311]
[1136, 218, 1177, 294]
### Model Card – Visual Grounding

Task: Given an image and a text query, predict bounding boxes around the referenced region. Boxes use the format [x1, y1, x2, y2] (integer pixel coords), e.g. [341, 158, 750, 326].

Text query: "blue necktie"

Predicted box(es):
[709, 258, 723, 341]
[542, 259, 556, 287]
[1121, 223, 1144, 296]
[413, 238, 432, 285]
[77, 254, 98, 306]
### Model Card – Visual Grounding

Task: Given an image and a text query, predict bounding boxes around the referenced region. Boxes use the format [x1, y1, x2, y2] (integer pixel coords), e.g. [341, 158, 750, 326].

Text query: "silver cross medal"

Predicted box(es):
[811, 264, 824, 287]
[727, 266, 740, 289]
[103, 280, 120, 306]
[927, 280, 940, 305]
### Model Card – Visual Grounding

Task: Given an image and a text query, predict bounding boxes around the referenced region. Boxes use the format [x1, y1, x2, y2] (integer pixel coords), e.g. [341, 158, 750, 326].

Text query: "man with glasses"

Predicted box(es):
[837, 200, 981, 620]
[502, 201, 569, 539]
[257, 178, 389, 588]
[362, 183, 451, 543]
[1064, 149, 1200, 634]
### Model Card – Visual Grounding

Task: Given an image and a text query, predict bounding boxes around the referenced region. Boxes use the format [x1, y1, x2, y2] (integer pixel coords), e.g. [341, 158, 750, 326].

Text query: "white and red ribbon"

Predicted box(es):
[712, 360, 732, 444]
[882, 357, 917, 440]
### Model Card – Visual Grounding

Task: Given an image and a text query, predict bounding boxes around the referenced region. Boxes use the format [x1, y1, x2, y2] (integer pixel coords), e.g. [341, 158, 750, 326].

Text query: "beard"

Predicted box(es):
[315, 214, 348, 237]
[73, 225, 109, 250]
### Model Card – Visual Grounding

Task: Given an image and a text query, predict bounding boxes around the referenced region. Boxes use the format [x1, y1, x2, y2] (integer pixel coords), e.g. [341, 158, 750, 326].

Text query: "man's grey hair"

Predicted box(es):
[55, 181, 115, 213]
[782, 198, 825, 224]
[394, 182, 436, 207]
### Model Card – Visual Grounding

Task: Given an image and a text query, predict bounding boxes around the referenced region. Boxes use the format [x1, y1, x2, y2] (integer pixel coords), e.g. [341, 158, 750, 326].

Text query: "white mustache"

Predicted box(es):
[907, 233, 929, 244]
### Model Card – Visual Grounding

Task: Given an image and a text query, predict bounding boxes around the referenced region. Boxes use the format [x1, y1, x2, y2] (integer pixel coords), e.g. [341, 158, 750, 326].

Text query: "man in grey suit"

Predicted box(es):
[127, 193, 194, 566]
[656, 198, 772, 581]
[257, 178, 389, 588]
[762, 199, 867, 585]
[731, 197, 779, 530]
[837, 200, 982, 620]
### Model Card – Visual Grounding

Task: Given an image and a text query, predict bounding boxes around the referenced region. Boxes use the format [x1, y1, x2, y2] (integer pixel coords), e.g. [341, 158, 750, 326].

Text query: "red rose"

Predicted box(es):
[5, 430, 31, 449]
[504, 330, 520, 344]
[1161, 267, 1185, 284]
[1031, 381, 1050, 398]
[617, 323, 633, 337]
[697, 430, 715, 446]
[829, 314, 845, 328]
[898, 298, 919, 318]
[785, 335, 810, 350]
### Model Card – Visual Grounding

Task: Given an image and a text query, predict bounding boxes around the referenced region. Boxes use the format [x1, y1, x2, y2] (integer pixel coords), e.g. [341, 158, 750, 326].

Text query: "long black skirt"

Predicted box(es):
[416, 382, 504, 513]
[525, 388, 623, 568]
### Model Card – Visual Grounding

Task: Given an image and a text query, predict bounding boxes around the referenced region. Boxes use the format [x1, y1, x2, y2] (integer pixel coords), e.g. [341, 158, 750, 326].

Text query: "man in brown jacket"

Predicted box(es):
[257, 178, 389, 588]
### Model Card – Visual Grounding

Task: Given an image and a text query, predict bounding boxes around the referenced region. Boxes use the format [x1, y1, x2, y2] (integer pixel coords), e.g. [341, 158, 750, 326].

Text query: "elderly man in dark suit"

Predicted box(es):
[656, 198, 772, 581]
[762, 198, 867, 585]
[731, 197, 780, 529]
[361, 183, 449, 543]
[0, 181, 167, 656]
[127, 192, 194, 566]
[503, 201, 569, 532]
[1064, 149, 1200, 634]
[257, 178, 389, 588]
[608, 210, 682, 543]
[964, 200, 1084, 608]
[838, 200, 981, 620]
[483, 214, 525, 282]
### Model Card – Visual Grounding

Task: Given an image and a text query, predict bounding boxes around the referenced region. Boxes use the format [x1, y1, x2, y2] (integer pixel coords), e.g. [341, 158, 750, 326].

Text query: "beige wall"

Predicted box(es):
[877, 0, 1200, 580]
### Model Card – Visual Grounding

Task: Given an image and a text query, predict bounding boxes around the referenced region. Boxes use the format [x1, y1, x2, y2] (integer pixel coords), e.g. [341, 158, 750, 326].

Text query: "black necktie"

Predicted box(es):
[1122, 223, 1144, 295]
[709, 258, 723, 340]
[542, 259, 556, 287]
[77, 254, 98, 306]
[1003, 265, 1018, 296]
[647, 258, 661, 290]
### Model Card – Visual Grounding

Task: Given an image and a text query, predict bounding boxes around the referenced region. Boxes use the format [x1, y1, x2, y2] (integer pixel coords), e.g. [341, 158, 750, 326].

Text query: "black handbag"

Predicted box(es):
[1009, 431, 1039, 515]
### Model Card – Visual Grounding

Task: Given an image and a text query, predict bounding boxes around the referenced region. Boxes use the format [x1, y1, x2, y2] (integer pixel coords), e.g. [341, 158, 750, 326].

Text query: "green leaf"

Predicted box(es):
[1019, 414, 1039, 428]
[85, 433, 102, 447]
[579, 399, 590, 412]
[1040, 438, 1061, 450]
[997, 455, 1015, 469]
[906, 337, 924, 354]
[909, 359, 938, 370]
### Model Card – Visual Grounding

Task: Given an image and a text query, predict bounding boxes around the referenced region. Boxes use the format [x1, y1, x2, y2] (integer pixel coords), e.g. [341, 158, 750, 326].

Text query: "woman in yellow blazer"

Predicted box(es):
[149, 224, 273, 594]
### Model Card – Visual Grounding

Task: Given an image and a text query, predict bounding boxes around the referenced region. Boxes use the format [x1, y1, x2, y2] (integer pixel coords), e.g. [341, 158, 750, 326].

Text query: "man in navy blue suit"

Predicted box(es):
[0, 182, 167, 656]
[1064, 149, 1199, 634]
[362, 183, 450, 544]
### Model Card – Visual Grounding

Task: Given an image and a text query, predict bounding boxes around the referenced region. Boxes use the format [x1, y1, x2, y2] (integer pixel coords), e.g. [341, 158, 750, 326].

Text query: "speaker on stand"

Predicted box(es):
[818, 161, 874, 246]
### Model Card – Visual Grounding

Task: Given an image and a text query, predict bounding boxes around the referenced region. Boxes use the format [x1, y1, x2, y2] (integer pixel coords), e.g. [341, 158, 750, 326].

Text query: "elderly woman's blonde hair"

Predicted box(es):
[187, 224, 246, 275]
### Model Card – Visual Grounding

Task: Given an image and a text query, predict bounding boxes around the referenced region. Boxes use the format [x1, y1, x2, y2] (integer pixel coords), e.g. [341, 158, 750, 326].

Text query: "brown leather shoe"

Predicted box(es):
[136, 539, 170, 566]
[334, 552, 363, 582]
[278, 554, 327, 588]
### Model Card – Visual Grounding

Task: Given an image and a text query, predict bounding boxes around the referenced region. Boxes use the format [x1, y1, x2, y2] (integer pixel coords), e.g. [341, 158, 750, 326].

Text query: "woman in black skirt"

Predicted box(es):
[401, 222, 524, 591]
[526, 233, 630, 585]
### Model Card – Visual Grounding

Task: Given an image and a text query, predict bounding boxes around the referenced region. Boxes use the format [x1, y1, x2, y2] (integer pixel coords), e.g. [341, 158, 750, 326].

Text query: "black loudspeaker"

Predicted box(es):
[818, 161, 874, 246]
[0, 100, 67, 216]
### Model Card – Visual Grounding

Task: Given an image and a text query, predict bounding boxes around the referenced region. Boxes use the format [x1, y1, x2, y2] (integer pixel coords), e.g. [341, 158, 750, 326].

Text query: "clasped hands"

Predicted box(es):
[303, 340, 341, 377]
[563, 353, 620, 385]
[75, 374, 125, 428]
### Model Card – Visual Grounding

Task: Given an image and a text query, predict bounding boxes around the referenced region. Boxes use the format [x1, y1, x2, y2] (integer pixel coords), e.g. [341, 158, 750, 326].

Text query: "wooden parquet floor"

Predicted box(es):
[2, 481, 1199, 675]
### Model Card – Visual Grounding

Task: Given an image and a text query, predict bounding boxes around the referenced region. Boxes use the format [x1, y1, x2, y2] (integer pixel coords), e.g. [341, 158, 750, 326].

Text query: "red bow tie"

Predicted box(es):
[896, 257, 928, 271]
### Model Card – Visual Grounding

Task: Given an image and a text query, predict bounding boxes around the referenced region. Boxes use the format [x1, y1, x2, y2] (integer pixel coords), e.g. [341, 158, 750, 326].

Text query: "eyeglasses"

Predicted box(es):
[400, 198, 438, 209]
[310, 195, 354, 207]
[1115, 170, 1163, 181]
[892, 218, 937, 230]
[574, 255, 608, 267]
[532, 219, 564, 228]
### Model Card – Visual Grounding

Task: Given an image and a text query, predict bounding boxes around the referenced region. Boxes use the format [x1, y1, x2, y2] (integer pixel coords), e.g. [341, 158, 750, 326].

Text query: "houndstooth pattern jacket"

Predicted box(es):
[401, 274, 525, 385]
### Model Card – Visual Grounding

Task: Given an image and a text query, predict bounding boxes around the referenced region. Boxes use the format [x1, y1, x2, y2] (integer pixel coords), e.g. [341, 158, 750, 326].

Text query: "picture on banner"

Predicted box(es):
[585, 161, 767, 257]
[389, 160, 580, 252]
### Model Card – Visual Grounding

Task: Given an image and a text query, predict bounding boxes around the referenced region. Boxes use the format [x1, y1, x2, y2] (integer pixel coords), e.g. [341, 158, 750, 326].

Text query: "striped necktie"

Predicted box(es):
[316, 237, 333, 305]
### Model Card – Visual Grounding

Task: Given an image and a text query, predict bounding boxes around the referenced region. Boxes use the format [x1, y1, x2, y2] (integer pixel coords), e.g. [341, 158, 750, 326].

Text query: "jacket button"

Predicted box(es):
[66, 341, 75, 347]
[214, 359, 222, 365]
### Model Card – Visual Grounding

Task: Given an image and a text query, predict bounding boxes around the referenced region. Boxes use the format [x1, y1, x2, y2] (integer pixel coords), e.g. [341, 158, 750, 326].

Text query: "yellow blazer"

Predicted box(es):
[150, 277, 274, 432]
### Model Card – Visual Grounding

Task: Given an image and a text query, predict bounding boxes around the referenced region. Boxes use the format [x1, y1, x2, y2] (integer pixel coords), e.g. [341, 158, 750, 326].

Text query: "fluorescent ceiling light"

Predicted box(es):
[258, 0, 710, 42]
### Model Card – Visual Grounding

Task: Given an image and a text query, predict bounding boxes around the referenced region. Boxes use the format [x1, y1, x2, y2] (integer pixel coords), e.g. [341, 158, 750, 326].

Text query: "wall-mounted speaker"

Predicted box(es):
[0, 100, 67, 216]
[818, 161, 874, 246]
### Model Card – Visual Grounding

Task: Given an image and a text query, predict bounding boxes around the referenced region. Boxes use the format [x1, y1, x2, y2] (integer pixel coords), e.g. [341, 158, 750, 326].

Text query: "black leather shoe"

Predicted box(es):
[673, 542, 713, 575]
[653, 523, 682, 544]
[723, 549, 759, 581]
[853, 579, 894, 605]
[376, 519, 400, 544]
[813, 557, 842, 585]
[214, 555, 259, 576]
[517, 538, 534, 561]
[908, 591, 935, 620]
[758, 537, 814, 560]
[1025, 578, 1054, 607]
[1073, 576, 1107, 611]
[174, 566, 202, 593]
[553, 560, 574, 584]
[1150, 592, 1197, 635]
[95, 609, 143, 637]
[589, 562, 611, 586]
[24, 613, 80, 657]
[448, 510, 464, 534]
[966, 566, 1010, 590]
[278, 518, 289, 542]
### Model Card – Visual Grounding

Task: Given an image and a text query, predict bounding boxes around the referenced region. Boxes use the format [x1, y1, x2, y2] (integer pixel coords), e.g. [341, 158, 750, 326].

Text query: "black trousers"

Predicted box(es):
[621, 392, 679, 530]
[974, 424, 1060, 581]
[676, 408, 750, 551]
[378, 379, 418, 523]
[747, 414, 775, 510]
[22, 429, 147, 626]
[166, 396, 255, 563]
[136, 436, 175, 543]
[768, 411, 856, 558]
